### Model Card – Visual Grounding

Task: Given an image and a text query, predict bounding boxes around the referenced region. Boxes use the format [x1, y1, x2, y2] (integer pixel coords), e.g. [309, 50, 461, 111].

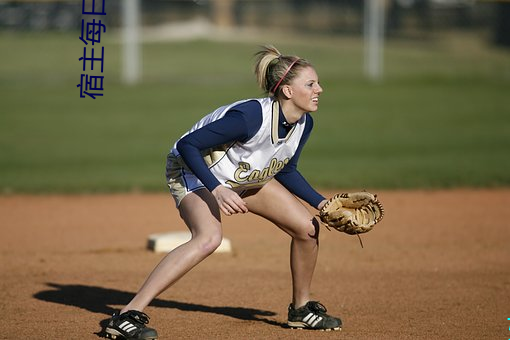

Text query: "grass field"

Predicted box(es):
[0, 31, 509, 193]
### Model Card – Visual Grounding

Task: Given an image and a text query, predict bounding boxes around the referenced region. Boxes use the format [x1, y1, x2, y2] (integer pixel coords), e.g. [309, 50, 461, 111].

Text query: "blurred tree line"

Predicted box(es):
[0, 0, 508, 47]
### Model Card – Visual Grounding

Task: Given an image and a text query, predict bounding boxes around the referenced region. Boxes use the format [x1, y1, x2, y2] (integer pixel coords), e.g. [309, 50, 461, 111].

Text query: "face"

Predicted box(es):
[284, 66, 323, 113]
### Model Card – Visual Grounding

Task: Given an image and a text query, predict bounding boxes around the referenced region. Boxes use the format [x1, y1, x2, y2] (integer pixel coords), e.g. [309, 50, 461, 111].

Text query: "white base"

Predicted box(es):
[147, 231, 232, 253]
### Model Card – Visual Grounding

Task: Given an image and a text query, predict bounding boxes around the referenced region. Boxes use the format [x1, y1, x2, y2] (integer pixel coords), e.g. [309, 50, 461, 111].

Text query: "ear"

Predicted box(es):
[282, 85, 293, 99]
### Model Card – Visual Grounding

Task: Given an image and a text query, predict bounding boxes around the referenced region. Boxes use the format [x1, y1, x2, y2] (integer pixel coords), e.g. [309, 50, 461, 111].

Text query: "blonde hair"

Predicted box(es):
[253, 45, 312, 97]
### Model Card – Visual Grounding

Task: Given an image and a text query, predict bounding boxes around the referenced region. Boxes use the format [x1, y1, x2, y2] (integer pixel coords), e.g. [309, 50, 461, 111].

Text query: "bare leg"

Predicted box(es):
[243, 180, 320, 309]
[121, 189, 222, 313]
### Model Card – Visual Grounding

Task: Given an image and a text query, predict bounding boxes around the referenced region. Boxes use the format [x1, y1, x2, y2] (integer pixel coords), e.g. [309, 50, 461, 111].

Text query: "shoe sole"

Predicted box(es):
[104, 328, 121, 339]
[287, 321, 341, 331]
[105, 327, 158, 340]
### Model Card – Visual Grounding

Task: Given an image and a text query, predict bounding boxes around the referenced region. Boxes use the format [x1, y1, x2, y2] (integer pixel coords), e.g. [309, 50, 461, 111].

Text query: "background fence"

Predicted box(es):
[0, 0, 506, 40]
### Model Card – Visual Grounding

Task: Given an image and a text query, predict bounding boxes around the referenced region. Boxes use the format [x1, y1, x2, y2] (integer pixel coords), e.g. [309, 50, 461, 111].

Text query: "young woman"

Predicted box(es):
[105, 45, 341, 340]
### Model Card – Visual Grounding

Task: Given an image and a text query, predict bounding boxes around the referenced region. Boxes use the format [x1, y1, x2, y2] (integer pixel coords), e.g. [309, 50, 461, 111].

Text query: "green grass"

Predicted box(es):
[0, 31, 509, 193]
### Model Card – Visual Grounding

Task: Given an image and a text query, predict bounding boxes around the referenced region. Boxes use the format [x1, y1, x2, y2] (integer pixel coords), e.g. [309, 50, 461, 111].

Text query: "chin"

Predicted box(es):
[308, 105, 319, 112]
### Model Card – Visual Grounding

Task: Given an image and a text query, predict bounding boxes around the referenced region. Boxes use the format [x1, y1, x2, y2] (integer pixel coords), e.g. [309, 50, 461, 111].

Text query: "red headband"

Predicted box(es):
[271, 58, 299, 94]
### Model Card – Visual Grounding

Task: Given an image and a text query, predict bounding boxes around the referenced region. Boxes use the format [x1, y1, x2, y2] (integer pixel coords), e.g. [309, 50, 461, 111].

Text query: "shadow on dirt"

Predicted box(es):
[34, 282, 284, 337]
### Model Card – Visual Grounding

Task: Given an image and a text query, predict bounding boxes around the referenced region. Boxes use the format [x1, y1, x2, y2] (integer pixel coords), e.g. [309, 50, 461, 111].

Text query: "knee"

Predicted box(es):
[193, 231, 223, 256]
[293, 217, 320, 241]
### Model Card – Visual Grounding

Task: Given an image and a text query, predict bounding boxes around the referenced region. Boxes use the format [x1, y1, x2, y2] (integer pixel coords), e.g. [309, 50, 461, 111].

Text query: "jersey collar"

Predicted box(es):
[271, 100, 300, 145]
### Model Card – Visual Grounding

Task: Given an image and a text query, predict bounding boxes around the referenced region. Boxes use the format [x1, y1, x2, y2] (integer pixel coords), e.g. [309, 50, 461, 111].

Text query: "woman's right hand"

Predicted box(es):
[211, 185, 249, 216]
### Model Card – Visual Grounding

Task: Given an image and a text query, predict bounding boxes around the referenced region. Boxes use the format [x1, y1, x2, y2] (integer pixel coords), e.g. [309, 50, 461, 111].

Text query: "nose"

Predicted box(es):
[315, 83, 323, 94]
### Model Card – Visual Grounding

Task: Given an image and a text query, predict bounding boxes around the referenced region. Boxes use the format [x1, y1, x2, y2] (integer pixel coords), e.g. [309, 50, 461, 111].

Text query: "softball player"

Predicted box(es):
[105, 45, 341, 340]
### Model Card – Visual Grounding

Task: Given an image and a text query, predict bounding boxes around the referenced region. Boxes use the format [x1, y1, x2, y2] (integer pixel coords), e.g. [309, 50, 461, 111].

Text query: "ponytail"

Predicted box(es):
[253, 45, 312, 96]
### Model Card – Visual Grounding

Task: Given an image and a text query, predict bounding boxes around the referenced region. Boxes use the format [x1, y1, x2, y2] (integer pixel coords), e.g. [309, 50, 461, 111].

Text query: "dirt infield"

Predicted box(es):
[1, 189, 509, 339]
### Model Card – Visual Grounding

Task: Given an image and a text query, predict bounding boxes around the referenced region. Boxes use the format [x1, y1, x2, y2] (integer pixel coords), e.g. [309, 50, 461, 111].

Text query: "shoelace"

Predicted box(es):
[307, 301, 327, 314]
[128, 311, 150, 325]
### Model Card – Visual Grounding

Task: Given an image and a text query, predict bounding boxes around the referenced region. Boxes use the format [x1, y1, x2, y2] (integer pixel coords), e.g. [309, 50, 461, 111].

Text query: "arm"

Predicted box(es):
[275, 114, 326, 209]
[176, 100, 262, 214]
[176, 113, 245, 192]
[176, 100, 262, 191]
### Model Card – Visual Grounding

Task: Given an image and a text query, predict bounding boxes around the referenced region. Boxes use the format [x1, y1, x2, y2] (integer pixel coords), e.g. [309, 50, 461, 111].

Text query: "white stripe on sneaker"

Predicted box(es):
[119, 320, 137, 333]
[303, 312, 314, 323]
[311, 316, 323, 327]
[301, 312, 323, 328]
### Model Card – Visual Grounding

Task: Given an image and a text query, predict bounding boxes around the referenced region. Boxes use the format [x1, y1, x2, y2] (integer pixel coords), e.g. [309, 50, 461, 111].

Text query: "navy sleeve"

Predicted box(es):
[176, 100, 262, 192]
[275, 114, 326, 209]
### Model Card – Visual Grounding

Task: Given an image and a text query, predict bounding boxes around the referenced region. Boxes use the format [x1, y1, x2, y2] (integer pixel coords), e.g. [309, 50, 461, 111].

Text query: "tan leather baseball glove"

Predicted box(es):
[319, 192, 384, 239]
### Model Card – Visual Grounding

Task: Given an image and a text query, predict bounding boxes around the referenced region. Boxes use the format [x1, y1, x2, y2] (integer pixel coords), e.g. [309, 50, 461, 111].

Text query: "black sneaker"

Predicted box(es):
[105, 310, 158, 340]
[287, 301, 342, 331]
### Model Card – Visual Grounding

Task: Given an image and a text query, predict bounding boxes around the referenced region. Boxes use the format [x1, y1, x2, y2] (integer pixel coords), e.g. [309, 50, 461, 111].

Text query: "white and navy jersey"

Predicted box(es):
[168, 97, 325, 208]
